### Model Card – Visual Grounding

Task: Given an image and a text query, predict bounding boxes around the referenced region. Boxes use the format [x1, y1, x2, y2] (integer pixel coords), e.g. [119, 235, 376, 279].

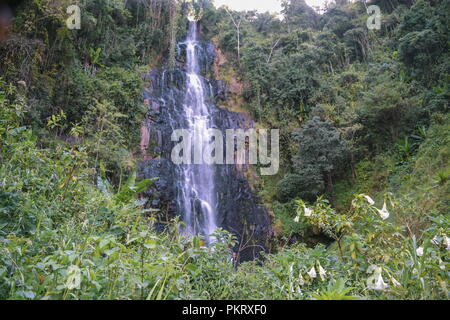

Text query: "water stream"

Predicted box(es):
[140, 21, 272, 260]
[177, 21, 217, 242]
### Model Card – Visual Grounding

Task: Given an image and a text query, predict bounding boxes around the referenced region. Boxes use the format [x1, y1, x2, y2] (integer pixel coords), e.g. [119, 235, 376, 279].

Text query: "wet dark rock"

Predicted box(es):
[210, 79, 228, 101]
[154, 222, 167, 233]
[177, 40, 215, 76]
[151, 200, 161, 207]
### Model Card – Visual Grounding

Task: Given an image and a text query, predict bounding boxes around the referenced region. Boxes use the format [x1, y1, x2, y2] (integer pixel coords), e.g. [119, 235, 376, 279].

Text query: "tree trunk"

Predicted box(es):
[237, 25, 240, 64]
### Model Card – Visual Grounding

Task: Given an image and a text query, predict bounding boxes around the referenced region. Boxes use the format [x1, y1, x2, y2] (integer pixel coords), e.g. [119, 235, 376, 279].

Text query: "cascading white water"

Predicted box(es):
[180, 21, 217, 242]
[141, 20, 272, 260]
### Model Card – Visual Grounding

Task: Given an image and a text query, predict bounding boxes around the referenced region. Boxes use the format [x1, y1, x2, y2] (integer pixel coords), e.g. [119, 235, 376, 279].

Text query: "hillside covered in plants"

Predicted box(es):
[0, 0, 448, 300]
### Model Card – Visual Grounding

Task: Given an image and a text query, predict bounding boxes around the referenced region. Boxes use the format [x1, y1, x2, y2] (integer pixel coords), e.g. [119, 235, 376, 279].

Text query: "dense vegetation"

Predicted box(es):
[0, 0, 448, 300]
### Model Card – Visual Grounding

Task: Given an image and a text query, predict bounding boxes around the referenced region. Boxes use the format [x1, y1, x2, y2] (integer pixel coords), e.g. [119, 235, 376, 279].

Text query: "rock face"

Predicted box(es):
[138, 22, 272, 262]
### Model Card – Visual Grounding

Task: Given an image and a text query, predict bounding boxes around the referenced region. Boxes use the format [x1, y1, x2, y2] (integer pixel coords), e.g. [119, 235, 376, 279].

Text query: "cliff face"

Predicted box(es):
[138, 24, 273, 262]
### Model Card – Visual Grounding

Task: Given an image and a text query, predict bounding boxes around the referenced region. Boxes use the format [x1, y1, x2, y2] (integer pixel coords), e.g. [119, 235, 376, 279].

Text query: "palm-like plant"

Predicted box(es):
[312, 279, 359, 300]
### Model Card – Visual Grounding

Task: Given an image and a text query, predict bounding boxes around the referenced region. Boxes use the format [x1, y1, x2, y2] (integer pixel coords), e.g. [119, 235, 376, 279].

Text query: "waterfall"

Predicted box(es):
[178, 22, 217, 242]
[140, 21, 272, 261]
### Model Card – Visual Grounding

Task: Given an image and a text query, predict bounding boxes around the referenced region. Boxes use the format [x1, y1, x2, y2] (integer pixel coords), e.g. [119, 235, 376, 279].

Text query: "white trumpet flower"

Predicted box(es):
[374, 273, 389, 290]
[366, 265, 377, 274]
[444, 236, 450, 251]
[367, 267, 388, 291]
[318, 265, 327, 280]
[416, 247, 424, 257]
[431, 236, 440, 245]
[377, 202, 390, 220]
[304, 207, 313, 217]
[391, 277, 401, 287]
[66, 265, 81, 290]
[363, 195, 375, 205]
[299, 273, 305, 286]
[439, 259, 445, 271]
[294, 216, 300, 223]
[307, 266, 317, 278]
[318, 265, 326, 276]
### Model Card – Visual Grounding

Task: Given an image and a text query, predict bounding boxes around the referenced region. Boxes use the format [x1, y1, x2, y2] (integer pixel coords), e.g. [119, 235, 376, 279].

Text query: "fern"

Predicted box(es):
[312, 279, 359, 300]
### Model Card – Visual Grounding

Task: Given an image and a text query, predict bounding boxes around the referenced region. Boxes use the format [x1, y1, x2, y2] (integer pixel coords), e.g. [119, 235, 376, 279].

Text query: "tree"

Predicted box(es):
[292, 117, 348, 206]
[344, 27, 370, 62]
[356, 74, 422, 150]
[397, 0, 449, 84]
[223, 6, 243, 64]
[277, 169, 325, 203]
[281, 0, 319, 32]
[168, 0, 179, 70]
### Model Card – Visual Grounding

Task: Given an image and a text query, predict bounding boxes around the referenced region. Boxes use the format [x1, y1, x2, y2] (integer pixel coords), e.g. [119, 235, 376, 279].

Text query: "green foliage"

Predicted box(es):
[356, 73, 423, 151]
[292, 117, 348, 176]
[113, 170, 156, 205]
[291, 194, 448, 299]
[0, 0, 448, 301]
[230, 244, 350, 300]
[277, 173, 324, 203]
[0, 78, 448, 300]
[0, 0, 159, 186]
[282, 0, 319, 30]
[312, 279, 359, 300]
[290, 117, 348, 204]
[272, 201, 308, 238]
[397, 0, 449, 83]
[434, 170, 450, 186]
[296, 198, 352, 243]
[198, 2, 449, 301]
[0, 191, 35, 237]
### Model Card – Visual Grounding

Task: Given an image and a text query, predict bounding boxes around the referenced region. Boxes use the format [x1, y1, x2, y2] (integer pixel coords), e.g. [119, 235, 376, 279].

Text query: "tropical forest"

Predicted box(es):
[0, 0, 448, 301]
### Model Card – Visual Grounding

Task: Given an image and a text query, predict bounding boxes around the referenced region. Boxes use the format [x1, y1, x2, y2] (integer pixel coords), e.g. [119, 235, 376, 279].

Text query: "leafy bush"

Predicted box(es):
[277, 172, 324, 203]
